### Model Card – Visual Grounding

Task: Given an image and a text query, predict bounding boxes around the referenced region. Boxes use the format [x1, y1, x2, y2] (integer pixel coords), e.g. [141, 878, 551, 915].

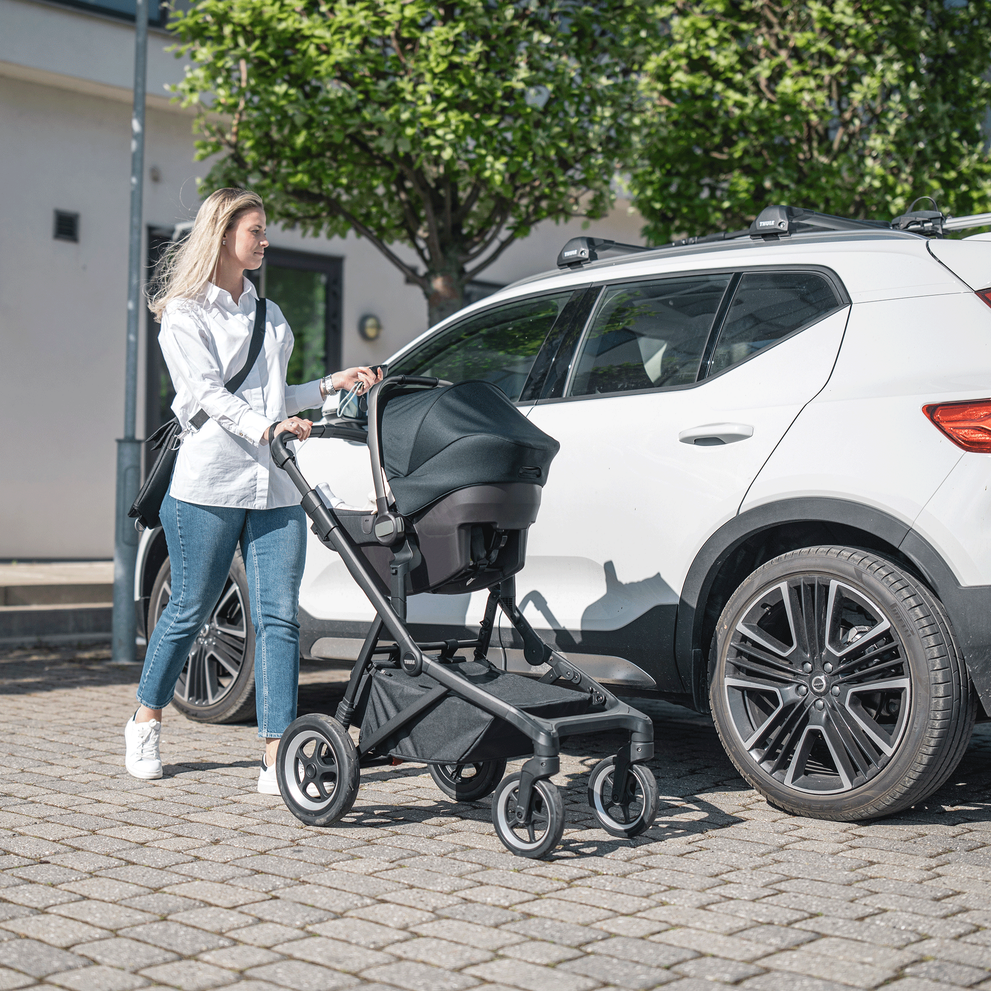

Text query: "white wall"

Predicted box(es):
[0, 0, 644, 559]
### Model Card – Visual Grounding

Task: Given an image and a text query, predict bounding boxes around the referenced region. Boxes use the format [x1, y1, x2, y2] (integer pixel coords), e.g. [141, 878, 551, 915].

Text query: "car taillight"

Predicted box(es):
[924, 399, 991, 453]
[977, 288, 991, 308]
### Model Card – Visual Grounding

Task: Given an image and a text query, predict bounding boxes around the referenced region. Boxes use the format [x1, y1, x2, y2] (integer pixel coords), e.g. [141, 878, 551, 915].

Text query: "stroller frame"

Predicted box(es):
[272, 376, 657, 857]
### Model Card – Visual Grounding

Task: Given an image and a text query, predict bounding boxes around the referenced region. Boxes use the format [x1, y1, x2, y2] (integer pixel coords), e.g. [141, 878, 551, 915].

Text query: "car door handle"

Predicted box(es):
[678, 422, 754, 446]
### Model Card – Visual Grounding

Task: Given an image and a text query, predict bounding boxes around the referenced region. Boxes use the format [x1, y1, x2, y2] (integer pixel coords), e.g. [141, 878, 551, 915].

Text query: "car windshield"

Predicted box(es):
[388, 292, 572, 401]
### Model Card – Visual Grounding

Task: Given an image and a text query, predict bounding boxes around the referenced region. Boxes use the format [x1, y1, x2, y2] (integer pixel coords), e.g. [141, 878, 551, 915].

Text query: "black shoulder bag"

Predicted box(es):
[129, 298, 267, 531]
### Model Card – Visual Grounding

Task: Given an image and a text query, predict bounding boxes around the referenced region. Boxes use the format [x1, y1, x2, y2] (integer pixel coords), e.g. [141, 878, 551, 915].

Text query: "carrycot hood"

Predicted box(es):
[381, 381, 560, 515]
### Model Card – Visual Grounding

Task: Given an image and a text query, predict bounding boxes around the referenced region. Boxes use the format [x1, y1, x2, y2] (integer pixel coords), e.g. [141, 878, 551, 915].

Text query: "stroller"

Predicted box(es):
[271, 376, 658, 858]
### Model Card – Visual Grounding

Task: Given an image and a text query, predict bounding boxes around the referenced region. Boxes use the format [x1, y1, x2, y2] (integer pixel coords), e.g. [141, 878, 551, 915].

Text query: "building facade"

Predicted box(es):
[0, 0, 645, 559]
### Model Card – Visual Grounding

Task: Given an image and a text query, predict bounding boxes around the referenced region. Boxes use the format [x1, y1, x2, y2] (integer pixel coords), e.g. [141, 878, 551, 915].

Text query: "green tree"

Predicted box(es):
[172, 0, 647, 325]
[629, 0, 991, 244]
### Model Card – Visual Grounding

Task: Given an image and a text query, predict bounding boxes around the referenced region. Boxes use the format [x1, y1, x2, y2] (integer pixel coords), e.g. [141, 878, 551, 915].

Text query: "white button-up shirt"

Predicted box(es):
[160, 278, 323, 509]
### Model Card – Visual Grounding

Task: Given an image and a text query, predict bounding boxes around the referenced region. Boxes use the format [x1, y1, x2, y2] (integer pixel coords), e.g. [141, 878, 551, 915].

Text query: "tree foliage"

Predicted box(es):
[629, 0, 991, 245]
[172, 0, 647, 325]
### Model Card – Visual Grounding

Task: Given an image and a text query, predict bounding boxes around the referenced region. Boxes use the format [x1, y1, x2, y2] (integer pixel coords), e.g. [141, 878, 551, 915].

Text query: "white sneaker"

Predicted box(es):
[258, 757, 280, 795]
[124, 714, 162, 779]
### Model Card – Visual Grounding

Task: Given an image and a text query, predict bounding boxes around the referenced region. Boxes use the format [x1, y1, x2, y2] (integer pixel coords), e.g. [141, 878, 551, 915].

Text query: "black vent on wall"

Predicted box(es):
[54, 211, 79, 242]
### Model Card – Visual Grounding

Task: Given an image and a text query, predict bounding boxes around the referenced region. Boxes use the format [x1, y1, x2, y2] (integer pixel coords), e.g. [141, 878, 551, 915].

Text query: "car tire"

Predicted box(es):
[710, 545, 975, 821]
[148, 553, 257, 724]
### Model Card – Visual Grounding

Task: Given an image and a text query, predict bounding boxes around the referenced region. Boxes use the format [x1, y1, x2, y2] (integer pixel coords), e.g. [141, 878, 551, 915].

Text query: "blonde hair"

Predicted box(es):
[148, 187, 264, 321]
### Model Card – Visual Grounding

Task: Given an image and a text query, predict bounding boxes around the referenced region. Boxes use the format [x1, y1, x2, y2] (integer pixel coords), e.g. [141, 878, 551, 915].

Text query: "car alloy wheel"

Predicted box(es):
[710, 545, 974, 820]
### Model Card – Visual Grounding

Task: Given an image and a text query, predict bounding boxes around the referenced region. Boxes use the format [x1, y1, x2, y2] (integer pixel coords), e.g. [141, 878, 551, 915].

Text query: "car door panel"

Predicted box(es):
[516, 305, 851, 689]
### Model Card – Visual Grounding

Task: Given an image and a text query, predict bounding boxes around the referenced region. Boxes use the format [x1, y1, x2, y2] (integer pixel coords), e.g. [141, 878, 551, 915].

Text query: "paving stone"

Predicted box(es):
[792, 915, 923, 949]
[117, 922, 233, 955]
[558, 952, 678, 989]
[46, 965, 149, 990]
[138, 960, 236, 989]
[506, 899, 613, 925]
[60, 879, 152, 902]
[502, 918, 610, 947]
[272, 935, 394, 972]
[673, 956, 766, 983]
[349, 904, 436, 929]
[0, 938, 91, 978]
[390, 936, 492, 969]
[362, 961, 479, 991]
[739, 972, 861, 991]
[49, 900, 157, 930]
[0, 967, 34, 991]
[755, 949, 897, 988]
[227, 923, 311, 947]
[157, 883, 267, 909]
[904, 960, 990, 986]
[309, 918, 413, 948]
[589, 936, 698, 968]
[907, 939, 991, 971]
[121, 894, 206, 916]
[1, 886, 81, 910]
[72, 935, 183, 975]
[0, 914, 110, 947]
[499, 941, 584, 965]
[642, 903, 754, 934]
[650, 927, 771, 963]
[167, 908, 256, 934]
[197, 946, 283, 970]
[464, 959, 593, 991]
[455, 886, 533, 908]
[412, 919, 526, 951]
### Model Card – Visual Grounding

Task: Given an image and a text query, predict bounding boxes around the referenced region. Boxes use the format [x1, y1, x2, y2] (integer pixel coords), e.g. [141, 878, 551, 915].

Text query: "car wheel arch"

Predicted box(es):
[678, 497, 957, 714]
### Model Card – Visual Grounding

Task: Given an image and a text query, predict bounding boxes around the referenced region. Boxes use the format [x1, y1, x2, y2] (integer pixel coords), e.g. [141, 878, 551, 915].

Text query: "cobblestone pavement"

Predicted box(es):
[2, 644, 991, 991]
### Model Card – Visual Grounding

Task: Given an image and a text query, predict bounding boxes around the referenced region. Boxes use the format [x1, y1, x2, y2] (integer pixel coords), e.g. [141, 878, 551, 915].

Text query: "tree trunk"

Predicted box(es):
[426, 270, 465, 327]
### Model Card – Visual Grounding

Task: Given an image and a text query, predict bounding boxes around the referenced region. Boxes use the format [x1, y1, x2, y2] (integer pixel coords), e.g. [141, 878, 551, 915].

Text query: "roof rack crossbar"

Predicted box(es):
[943, 212, 991, 232]
[554, 203, 991, 272]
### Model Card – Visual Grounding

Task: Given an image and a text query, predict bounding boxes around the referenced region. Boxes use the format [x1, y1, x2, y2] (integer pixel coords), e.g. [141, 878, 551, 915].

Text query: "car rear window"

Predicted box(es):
[706, 271, 842, 376]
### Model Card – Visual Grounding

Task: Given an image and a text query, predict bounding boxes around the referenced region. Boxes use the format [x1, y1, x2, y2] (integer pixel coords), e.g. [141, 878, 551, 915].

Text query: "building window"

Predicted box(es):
[53, 210, 79, 242]
[44, 1, 169, 26]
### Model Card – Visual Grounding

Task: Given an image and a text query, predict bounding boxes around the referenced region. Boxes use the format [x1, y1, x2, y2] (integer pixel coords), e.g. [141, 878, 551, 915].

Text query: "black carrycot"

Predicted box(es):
[334, 381, 561, 595]
[381, 380, 560, 516]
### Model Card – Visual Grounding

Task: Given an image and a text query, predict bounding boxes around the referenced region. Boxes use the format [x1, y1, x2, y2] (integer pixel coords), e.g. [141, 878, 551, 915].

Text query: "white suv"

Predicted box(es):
[135, 205, 991, 822]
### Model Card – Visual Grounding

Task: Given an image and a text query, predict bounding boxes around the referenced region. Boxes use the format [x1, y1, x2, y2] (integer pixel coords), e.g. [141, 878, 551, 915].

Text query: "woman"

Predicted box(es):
[125, 187, 380, 794]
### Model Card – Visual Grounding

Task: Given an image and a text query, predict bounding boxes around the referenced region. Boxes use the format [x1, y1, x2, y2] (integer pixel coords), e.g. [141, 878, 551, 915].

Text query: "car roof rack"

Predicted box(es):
[557, 201, 991, 269]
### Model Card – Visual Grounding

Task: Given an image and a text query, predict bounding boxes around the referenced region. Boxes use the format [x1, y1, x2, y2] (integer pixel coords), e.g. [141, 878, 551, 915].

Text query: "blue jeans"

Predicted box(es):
[137, 493, 306, 738]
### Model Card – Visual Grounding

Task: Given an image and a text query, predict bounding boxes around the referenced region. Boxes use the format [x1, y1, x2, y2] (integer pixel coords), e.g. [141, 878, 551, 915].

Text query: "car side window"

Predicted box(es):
[706, 272, 842, 376]
[567, 275, 731, 397]
[388, 292, 573, 402]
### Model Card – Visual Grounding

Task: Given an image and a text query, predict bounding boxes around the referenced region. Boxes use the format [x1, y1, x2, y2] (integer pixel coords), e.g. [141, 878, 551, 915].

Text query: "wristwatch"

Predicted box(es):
[319, 373, 337, 399]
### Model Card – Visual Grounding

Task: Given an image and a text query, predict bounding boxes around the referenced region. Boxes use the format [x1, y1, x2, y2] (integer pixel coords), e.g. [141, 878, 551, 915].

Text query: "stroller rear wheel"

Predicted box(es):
[429, 759, 507, 802]
[587, 757, 659, 838]
[277, 714, 360, 827]
[492, 773, 565, 858]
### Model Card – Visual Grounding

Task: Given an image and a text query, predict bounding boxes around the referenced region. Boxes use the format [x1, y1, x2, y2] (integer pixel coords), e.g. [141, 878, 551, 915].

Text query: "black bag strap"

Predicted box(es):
[189, 297, 267, 430]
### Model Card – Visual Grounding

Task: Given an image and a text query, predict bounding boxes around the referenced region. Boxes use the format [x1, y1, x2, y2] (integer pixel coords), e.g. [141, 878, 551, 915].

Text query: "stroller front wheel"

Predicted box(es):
[429, 759, 507, 802]
[587, 757, 659, 838]
[277, 714, 360, 827]
[492, 772, 565, 859]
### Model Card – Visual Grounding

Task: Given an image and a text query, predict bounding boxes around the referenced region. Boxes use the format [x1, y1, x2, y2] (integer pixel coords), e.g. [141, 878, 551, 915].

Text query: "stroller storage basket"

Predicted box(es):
[359, 660, 592, 764]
